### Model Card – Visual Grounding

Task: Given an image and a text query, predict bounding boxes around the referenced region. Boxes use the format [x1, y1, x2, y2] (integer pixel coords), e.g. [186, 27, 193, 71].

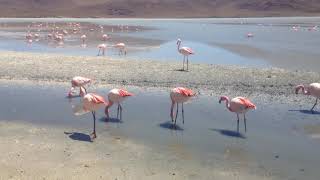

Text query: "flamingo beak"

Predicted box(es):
[219, 99, 222, 104]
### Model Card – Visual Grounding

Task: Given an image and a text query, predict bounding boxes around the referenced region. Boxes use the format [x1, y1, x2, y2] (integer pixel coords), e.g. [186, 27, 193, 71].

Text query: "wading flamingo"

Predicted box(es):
[176, 39, 194, 71]
[246, 33, 254, 38]
[105, 89, 133, 120]
[102, 34, 109, 41]
[219, 96, 256, 132]
[68, 76, 92, 97]
[97, 43, 107, 56]
[114, 43, 126, 55]
[82, 93, 108, 139]
[295, 83, 320, 113]
[80, 34, 87, 44]
[170, 87, 196, 126]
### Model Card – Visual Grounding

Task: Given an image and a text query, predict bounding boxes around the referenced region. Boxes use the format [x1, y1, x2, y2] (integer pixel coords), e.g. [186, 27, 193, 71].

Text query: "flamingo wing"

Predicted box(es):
[238, 97, 256, 109]
[181, 47, 194, 54]
[118, 89, 133, 97]
[90, 93, 106, 104]
[177, 87, 195, 97]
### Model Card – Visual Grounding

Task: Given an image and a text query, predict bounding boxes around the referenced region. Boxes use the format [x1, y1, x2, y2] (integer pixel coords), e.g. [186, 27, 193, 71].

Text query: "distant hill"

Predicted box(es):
[0, 0, 319, 18]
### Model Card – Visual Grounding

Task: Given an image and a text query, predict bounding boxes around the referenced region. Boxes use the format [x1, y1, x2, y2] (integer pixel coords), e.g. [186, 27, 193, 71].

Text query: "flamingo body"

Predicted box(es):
[81, 93, 108, 139]
[177, 39, 194, 71]
[219, 96, 256, 132]
[170, 87, 195, 126]
[97, 43, 107, 56]
[295, 83, 320, 112]
[105, 88, 133, 120]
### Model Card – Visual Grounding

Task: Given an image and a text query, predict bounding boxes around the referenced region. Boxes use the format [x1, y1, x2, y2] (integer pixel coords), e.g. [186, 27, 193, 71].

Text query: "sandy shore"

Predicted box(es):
[0, 51, 319, 104]
[0, 120, 274, 179]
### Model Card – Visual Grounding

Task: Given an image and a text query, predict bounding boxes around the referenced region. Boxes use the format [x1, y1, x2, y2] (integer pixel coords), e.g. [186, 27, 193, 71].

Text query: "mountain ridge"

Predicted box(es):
[0, 0, 319, 18]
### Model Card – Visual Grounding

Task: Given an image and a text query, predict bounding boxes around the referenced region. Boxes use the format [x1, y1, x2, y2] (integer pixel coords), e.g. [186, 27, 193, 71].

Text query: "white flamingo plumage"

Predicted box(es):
[176, 39, 194, 71]
[295, 83, 320, 113]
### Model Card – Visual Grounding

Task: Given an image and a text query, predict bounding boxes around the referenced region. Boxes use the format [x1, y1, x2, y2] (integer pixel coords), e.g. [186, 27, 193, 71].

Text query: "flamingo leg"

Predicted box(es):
[119, 104, 123, 120]
[182, 103, 185, 124]
[186, 56, 189, 71]
[182, 56, 185, 70]
[97, 49, 101, 56]
[117, 104, 120, 119]
[170, 101, 175, 122]
[175, 103, 179, 126]
[244, 114, 247, 132]
[237, 114, 240, 132]
[91, 111, 97, 139]
[311, 98, 318, 113]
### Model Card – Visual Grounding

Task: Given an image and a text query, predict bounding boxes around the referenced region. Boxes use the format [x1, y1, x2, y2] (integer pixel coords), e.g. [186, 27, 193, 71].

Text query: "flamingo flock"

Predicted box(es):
[23, 22, 130, 56]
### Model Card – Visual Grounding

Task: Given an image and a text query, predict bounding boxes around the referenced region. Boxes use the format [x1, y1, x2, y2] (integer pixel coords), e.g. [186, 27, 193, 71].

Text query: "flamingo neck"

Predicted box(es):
[296, 85, 308, 95]
[177, 41, 181, 51]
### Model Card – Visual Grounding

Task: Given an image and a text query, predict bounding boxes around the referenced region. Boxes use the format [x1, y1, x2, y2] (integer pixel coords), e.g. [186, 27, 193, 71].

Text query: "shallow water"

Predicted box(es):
[0, 17, 320, 70]
[0, 84, 320, 179]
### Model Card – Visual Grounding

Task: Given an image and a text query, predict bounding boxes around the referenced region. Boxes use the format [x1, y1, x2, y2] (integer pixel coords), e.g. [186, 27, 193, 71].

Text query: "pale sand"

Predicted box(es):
[0, 121, 274, 180]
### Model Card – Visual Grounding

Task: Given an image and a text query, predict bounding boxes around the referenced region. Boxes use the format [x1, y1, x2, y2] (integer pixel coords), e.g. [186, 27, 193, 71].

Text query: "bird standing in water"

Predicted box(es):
[105, 88, 133, 120]
[170, 87, 196, 126]
[176, 39, 194, 71]
[219, 96, 256, 132]
[295, 83, 320, 113]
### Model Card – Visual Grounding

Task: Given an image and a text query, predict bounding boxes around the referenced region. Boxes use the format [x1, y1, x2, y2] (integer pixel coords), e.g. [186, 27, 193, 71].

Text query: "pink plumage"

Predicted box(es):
[219, 96, 256, 132]
[68, 76, 91, 97]
[170, 87, 195, 125]
[105, 88, 133, 120]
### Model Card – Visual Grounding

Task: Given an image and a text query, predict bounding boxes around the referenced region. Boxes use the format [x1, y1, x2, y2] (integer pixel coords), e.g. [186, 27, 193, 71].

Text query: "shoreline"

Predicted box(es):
[0, 51, 319, 104]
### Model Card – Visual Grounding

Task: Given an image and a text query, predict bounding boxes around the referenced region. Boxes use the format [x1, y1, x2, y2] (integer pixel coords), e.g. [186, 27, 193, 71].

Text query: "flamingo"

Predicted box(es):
[170, 87, 196, 126]
[81, 93, 108, 139]
[102, 34, 109, 41]
[246, 33, 254, 38]
[295, 83, 320, 113]
[113, 43, 126, 55]
[26, 33, 33, 41]
[104, 89, 134, 120]
[97, 43, 107, 56]
[219, 96, 256, 132]
[176, 39, 194, 71]
[68, 76, 92, 97]
[80, 34, 87, 44]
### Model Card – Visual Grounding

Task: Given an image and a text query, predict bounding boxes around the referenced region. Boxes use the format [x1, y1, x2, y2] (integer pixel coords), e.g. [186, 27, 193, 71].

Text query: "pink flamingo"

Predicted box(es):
[82, 93, 108, 139]
[170, 87, 196, 125]
[80, 34, 87, 44]
[105, 89, 134, 120]
[113, 43, 127, 55]
[295, 83, 320, 113]
[102, 34, 109, 41]
[176, 39, 194, 71]
[68, 76, 92, 97]
[219, 96, 256, 132]
[97, 43, 107, 56]
[246, 33, 254, 38]
[26, 33, 33, 41]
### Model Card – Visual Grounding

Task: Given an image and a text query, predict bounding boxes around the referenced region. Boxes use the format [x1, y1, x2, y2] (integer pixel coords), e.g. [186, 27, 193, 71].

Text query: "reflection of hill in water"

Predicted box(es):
[0, 0, 320, 18]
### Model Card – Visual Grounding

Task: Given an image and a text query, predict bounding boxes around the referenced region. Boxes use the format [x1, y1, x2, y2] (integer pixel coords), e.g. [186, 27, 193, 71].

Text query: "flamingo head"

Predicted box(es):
[219, 96, 229, 104]
[295, 85, 306, 94]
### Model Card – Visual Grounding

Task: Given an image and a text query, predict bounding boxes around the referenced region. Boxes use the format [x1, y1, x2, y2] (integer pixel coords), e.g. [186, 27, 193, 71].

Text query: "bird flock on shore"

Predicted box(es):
[68, 76, 320, 140]
[11, 22, 320, 140]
